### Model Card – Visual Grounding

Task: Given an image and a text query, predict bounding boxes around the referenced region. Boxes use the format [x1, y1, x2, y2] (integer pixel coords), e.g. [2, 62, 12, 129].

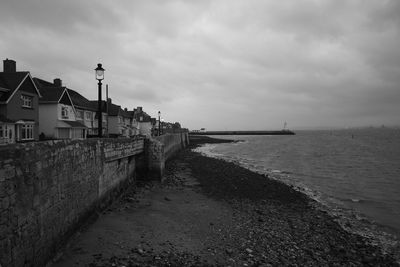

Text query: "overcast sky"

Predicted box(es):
[1, 0, 399, 130]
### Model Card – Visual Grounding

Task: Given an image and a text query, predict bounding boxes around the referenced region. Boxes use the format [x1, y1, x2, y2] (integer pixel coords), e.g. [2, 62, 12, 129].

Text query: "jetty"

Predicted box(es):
[189, 130, 295, 135]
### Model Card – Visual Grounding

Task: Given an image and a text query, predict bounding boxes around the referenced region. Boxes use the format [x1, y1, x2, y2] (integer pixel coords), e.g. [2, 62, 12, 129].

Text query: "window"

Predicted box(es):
[21, 95, 33, 108]
[58, 128, 69, 139]
[0, 125, 5, 138]
[71, 129, 84, 139]
[61, 106, 69, 119]
[76, 110, 84, 120]
[21, 124, 34, 140]
[85, 112, 92, 121]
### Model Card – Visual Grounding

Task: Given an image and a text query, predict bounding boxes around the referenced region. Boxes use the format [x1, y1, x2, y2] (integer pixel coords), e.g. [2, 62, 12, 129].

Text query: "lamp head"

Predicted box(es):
[95, 63, 105, 80]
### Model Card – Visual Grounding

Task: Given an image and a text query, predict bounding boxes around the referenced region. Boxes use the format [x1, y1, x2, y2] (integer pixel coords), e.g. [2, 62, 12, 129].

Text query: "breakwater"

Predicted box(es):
[189, 130, 295, 135]
[0, 132, 188, 267]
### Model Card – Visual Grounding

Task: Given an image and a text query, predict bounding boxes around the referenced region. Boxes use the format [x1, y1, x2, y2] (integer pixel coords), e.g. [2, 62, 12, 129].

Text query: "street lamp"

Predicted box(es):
[161, 118, 164, 135]
[95, 63, 105, 137]
[158, 111, 161, 136]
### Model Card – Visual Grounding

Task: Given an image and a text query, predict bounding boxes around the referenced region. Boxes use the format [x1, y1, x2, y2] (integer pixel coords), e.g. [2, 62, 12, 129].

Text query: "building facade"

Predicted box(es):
[34, 78, 87, 139]
[0, 59, 42, 145]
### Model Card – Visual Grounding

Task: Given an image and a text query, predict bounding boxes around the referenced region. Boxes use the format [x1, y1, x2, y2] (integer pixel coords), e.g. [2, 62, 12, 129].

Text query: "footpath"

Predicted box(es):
[50, 139, 398, 266]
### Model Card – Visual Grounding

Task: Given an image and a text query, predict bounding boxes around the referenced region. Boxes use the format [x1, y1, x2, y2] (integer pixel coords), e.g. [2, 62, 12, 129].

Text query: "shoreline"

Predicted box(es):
[188, 136, 400, 264]
[51, 136, 399, 266]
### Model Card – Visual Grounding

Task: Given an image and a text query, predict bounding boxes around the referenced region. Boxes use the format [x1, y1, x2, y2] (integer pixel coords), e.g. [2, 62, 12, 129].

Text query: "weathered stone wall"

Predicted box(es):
[155, 132, 189, 161]
[0, 138, 144, 267]
[148, 132, 189, 180]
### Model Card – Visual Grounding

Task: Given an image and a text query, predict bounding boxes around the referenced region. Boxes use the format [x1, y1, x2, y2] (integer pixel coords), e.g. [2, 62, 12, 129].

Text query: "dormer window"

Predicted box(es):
[21, 95, 33, 108]
[61, 106, 69, 119]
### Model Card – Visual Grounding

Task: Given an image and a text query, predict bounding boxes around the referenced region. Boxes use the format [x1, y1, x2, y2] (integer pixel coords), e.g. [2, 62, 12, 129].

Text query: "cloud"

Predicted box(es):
[1, 0, 399, 130]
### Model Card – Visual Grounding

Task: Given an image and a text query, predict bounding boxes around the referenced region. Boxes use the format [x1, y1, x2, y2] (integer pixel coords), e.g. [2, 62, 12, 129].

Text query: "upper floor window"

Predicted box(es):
[76, 110, 84, 120]
[61, 106, 69, 119]
[21, 95, 33, 108]
[85, 112, 92, 121]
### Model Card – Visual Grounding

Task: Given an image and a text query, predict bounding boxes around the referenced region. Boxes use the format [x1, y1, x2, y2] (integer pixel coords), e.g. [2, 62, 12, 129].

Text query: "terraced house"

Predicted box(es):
[0, 59, 42, 145]
[107, 99, 137, 137]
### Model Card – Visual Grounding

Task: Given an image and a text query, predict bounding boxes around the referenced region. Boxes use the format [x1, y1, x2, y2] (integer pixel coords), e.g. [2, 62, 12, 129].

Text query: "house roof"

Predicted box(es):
[121, 108, 131, 118]
[67, 89, 96, 111]
[38, 87, 66, 103]
[107, 103, 121, 116]
[34, 78, 77, 111]
[89, 100, 107, 112]
[133, 108, 152, 122]
[0, 72, 41, 102]
[33, 77, 54, 88]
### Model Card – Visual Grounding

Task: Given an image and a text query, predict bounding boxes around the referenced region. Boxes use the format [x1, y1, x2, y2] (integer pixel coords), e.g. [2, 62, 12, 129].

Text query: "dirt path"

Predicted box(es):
[51, 160, 235, 266]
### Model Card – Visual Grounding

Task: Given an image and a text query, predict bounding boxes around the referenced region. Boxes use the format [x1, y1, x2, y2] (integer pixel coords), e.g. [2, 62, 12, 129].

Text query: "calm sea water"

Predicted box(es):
[194, 128, 400, 244]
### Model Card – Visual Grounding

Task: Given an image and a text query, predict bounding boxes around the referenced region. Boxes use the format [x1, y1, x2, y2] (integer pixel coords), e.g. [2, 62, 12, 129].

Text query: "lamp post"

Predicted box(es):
[158, 111, 161, 136]
[95, 63, 105, 137]
[161, 118, 164, 135]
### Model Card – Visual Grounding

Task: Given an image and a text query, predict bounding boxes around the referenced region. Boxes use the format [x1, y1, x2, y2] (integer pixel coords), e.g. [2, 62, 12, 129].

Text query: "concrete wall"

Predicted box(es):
[0, 138, 144, 267]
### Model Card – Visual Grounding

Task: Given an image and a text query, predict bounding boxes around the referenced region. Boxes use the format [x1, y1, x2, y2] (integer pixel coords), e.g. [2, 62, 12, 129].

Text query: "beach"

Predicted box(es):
[51, 136, 398, 266]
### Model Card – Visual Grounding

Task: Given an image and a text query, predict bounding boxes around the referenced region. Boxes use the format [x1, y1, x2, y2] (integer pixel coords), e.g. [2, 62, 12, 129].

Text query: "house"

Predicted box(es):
[34, 78, 87, 139]
[89, 100, 108, 136]
[106, 99, 137, 137]
[0, 59, 42, 144]
[133, 106, 153, 137]
[67, 88, 97, 135]
[128, 110, 140, 136]
[107, 100, 125, 137]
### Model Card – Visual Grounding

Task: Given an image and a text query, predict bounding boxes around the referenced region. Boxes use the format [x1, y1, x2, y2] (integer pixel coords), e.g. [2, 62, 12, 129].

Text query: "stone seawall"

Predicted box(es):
[155, 132, 189, 161]
[148, 132, 189, 180]
[0, 138, 144, 267]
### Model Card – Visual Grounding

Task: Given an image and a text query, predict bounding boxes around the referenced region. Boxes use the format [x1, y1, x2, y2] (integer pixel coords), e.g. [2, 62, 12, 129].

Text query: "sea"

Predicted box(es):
[193, 128, 400, 253]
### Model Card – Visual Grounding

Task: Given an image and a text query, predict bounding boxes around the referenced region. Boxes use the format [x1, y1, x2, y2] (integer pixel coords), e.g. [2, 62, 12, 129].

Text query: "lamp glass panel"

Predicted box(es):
[95, 70, 104, 80]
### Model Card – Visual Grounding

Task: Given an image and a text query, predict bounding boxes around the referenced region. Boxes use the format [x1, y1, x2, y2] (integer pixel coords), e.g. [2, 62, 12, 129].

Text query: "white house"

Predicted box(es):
[35, 78, 87, 139]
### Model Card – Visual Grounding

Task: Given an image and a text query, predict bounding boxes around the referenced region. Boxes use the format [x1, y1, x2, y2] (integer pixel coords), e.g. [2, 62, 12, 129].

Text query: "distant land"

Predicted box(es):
[189, 130, 295, 135]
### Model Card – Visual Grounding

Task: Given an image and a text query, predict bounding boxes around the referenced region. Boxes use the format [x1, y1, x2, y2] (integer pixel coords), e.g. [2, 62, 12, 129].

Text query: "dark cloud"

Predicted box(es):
[1, 0, 399, 130]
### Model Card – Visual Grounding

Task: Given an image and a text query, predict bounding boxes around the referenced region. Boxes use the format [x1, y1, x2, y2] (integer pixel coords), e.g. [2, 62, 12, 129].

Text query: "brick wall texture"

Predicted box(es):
[0, 138, 144, 267]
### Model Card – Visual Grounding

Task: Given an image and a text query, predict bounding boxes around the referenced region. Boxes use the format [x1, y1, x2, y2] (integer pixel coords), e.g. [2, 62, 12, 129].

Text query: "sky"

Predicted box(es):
[1, 0, 400, 130]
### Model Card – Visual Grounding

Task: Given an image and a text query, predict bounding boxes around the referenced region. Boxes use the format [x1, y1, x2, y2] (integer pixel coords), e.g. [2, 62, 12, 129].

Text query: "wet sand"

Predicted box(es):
[50, 136, 398, 266]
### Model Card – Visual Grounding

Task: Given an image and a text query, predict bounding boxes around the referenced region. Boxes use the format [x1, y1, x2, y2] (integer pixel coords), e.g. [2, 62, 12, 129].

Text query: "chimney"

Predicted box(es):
[107, 98, 112, 105]
[54, 78, 62, 87]
[137, 106, 143, 112]
[3, 59, 16, 73]
[124, 108, 128, 112]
